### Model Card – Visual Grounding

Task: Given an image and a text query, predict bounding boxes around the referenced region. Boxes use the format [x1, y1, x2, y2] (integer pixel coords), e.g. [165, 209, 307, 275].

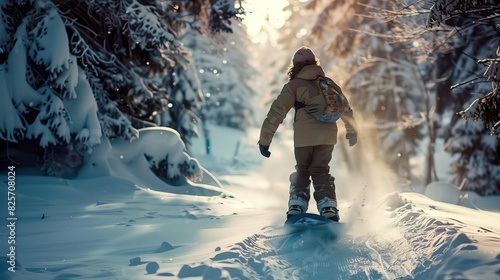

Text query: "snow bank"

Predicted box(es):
[425, 181, 461, 204]
[77, 127, 226, 197]
[111, 127, 202, 183]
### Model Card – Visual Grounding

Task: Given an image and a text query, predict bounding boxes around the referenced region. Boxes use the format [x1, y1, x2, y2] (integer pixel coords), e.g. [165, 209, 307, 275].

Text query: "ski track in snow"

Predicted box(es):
[177, 225, 378, 279]
[156, 194, 500, 280]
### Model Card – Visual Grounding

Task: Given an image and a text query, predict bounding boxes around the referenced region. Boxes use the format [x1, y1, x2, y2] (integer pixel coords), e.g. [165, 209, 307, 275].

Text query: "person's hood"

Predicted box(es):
[295, 65, 325, 80]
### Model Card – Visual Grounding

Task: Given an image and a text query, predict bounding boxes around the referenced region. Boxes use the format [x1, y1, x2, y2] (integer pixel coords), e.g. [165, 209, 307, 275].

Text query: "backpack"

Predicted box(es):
[295, 75, 347, 122]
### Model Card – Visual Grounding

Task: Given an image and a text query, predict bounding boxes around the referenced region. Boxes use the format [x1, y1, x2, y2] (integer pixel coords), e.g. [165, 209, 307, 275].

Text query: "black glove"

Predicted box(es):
[346, 132, 357, 146]
[259, 144, 271, 158]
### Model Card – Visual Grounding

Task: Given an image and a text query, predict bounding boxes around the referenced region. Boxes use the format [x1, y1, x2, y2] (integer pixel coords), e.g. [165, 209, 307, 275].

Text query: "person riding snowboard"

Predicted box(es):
[258, 46, 358, 222]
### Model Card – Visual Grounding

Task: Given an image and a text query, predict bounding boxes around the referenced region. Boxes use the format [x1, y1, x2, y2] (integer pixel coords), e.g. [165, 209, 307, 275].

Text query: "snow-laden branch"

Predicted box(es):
[427, 0, 499, 27]
[458, 55, 500, 138]
[0, 65, 24, 142]
[28, 5, 71, 76]
[126, 0, 180, 50]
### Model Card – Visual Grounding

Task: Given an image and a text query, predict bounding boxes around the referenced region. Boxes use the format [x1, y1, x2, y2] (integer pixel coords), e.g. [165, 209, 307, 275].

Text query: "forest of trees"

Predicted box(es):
[0, 0, 248, 176]
[262, 0, 499, 195]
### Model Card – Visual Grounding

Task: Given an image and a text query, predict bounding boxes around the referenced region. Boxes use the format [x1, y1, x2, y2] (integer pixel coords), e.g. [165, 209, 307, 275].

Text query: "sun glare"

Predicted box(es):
[242, 0, 289, 44]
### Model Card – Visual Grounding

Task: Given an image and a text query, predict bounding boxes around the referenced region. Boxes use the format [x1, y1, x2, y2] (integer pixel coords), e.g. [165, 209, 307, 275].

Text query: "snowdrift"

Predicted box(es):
[2, 172, 500, 280]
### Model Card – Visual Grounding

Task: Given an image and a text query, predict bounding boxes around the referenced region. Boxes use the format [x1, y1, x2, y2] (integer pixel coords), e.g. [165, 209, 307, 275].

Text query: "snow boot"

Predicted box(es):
[286, 205, 304, 219]
[287, 172, 310, 219]
[321, 207, 340, 222]
[317, 197, 340, 222]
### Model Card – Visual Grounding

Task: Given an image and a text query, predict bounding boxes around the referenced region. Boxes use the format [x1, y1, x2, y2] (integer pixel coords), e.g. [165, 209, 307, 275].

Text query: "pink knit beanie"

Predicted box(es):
[292, 47, 316, 65]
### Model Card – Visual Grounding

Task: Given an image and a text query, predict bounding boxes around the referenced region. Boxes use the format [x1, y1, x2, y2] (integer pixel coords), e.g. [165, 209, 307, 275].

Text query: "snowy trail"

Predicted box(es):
[4, 173, 500, 280]
[174, 194, 500, 280]
[151, 173, 500, 280]
[175, 217, 377, 279]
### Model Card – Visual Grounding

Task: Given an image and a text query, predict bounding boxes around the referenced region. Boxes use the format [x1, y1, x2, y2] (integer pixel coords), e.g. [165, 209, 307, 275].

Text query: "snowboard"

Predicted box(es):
[284, 213, 341, 242]
[285, 213, 336, 227]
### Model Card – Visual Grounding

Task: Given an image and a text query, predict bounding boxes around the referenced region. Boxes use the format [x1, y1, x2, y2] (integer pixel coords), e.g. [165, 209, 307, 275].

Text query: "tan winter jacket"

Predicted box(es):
[259, 65, 357, 148]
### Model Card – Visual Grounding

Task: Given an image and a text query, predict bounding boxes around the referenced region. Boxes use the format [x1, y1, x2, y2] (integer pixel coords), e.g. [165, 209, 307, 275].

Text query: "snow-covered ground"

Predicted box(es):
[1, 124, 500, 280]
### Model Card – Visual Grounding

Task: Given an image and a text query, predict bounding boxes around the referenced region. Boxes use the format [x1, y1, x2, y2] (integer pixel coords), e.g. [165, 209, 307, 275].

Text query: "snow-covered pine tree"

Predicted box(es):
[0, 0, 243, 178]
[0, 0, 109, 176]
[384, 0, 500, 194]
[427, 0, 500, 139]
[444, 29, 500, 194]
[427, 0, 500, 195]
[444, 103, 500, 195]
[182, 23, 256, 130]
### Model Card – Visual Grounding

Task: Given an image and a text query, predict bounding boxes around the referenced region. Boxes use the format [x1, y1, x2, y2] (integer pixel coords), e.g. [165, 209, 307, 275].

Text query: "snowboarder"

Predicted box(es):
[258, 47, 358, 222]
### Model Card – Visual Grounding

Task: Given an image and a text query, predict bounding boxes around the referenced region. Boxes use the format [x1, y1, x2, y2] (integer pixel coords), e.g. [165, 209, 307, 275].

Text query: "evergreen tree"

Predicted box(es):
[443, 28, 500, 194]
[385, 0, 500, 194]
[427, 0, 500, 138]
[0, 0, 243, 176]
[182, 23, 256, 130]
